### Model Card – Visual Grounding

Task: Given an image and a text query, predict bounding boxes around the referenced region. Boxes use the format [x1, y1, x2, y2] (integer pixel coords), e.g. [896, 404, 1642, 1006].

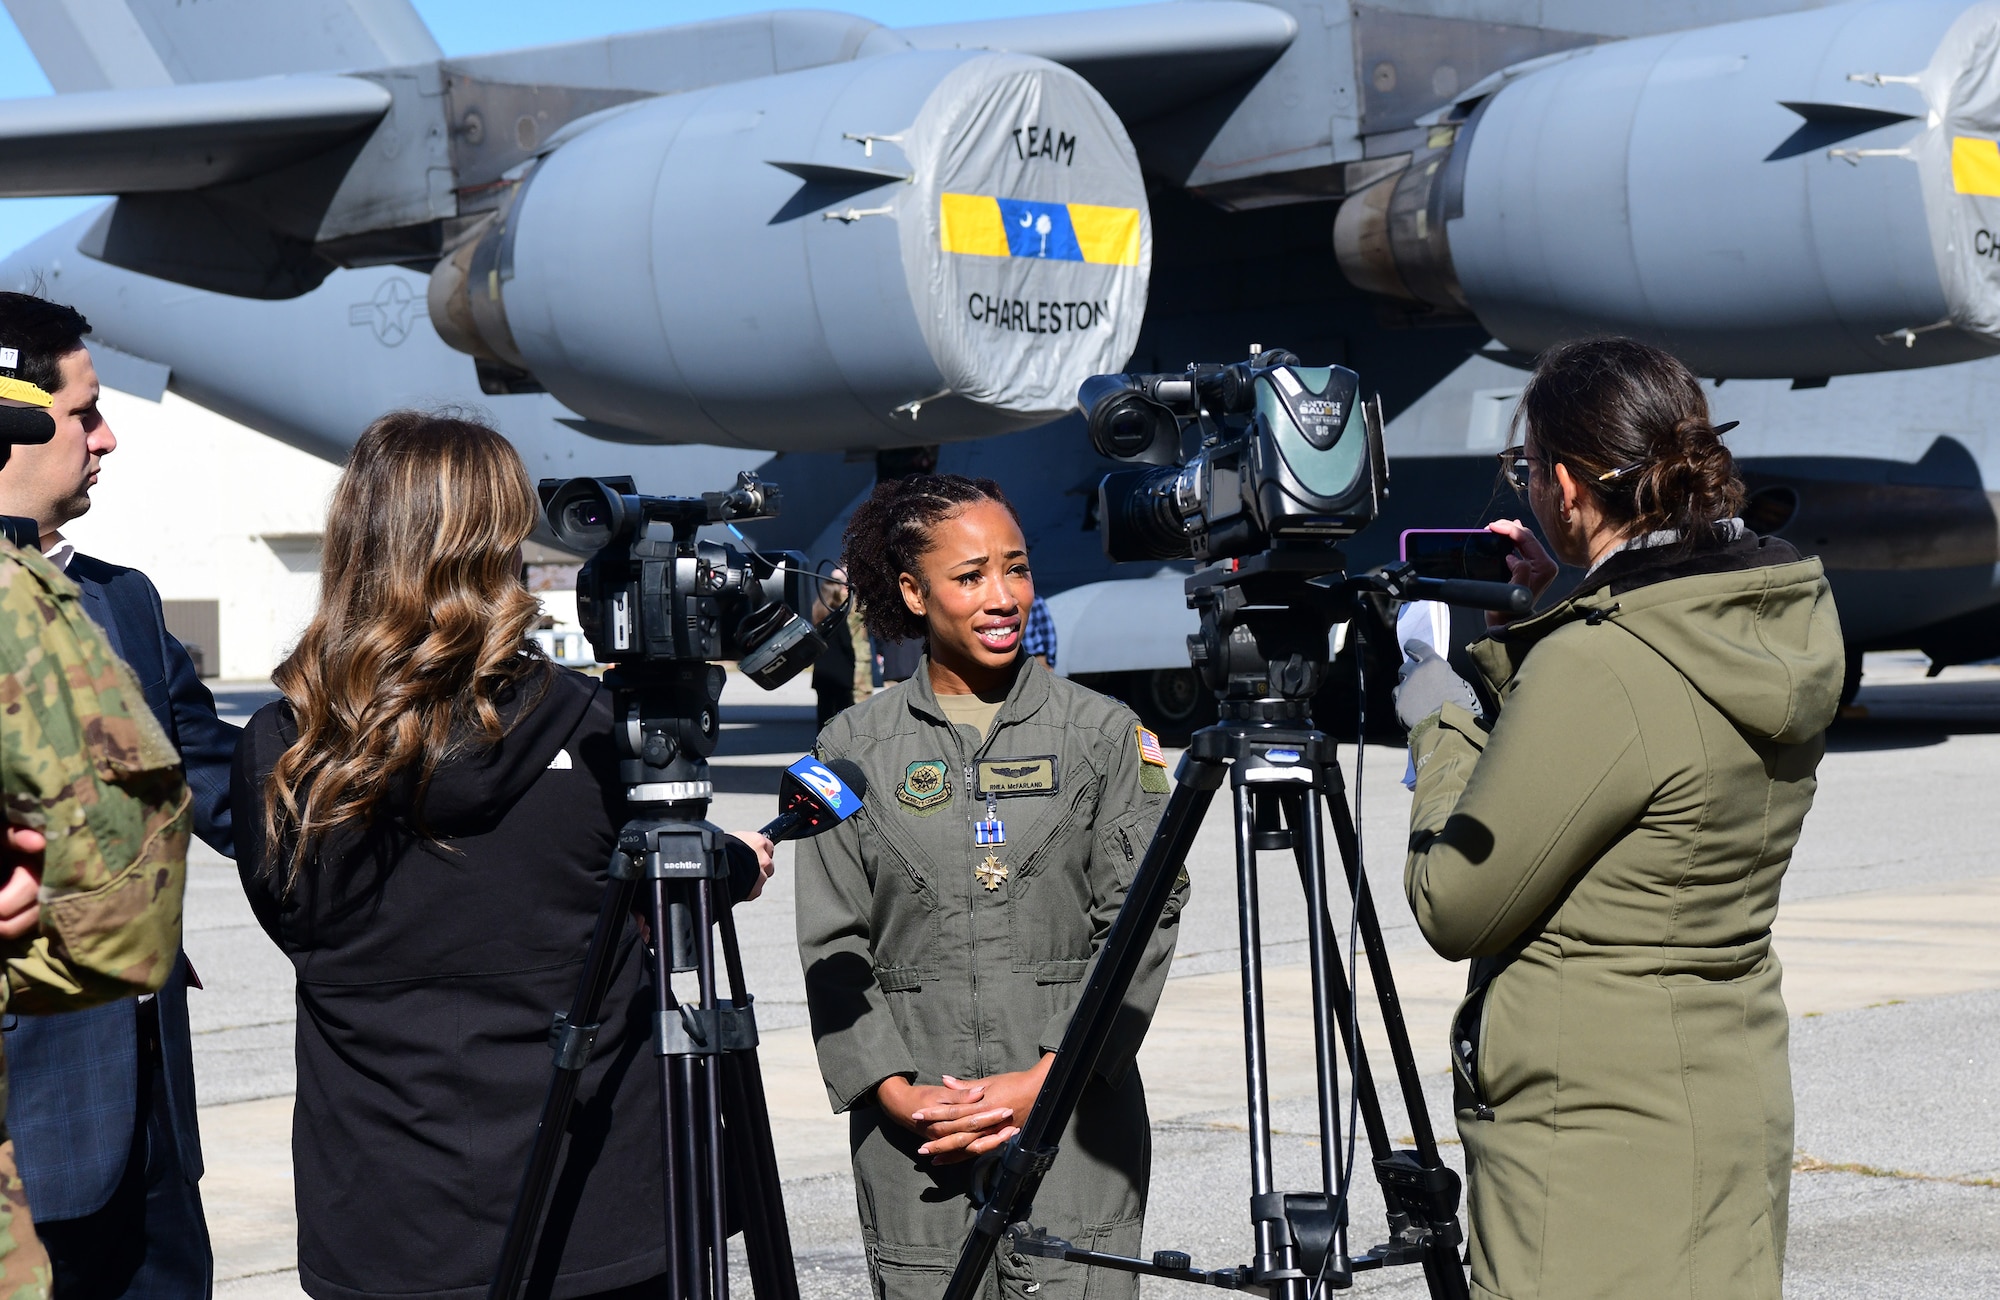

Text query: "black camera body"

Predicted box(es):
[540, 471, 823, 688]
[1083, 349, 1387, 564]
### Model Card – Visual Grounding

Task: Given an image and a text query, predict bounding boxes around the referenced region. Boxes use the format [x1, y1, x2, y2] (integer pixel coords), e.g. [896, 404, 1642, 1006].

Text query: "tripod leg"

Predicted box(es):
[1324, 783, 1471, 1300]
[1284, 790, 1394, 1163]
[1288, 786, 1352, 1284]
[1322, 796, 1446, 1168]
[675, 1057, 704, 1299]
[650, 879, 689, 1300]
[942, 757, 1226, 1300]
[694, 880, 729, 1300]
[715, 905, 800, 1300]
[490, 873, 643, 1300]
[1234, 783, 1301, 1299]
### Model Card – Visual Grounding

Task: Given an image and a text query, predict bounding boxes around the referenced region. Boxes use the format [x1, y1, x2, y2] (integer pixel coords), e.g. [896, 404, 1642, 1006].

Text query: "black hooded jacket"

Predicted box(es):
[233, 665, 665, 1300]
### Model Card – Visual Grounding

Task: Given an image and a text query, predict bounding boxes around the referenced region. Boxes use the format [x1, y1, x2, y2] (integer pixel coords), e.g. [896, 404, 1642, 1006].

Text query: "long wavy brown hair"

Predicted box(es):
[263, 411, 547, 882]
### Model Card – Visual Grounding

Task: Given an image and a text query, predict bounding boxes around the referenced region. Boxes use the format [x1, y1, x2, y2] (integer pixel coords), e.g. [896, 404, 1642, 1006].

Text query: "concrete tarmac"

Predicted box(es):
[191, 653, 1999, 1299]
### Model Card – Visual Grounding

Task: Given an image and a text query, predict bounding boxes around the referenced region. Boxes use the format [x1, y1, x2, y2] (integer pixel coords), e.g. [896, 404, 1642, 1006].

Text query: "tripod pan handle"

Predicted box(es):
[1404, 576, 1532, 614]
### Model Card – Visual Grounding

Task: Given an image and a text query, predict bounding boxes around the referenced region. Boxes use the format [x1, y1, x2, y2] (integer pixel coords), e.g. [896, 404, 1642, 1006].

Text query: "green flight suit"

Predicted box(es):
[798, 656, 1186, 1300]
[1404, 537, 1840, 1300]
[0, 542, 192, 1300]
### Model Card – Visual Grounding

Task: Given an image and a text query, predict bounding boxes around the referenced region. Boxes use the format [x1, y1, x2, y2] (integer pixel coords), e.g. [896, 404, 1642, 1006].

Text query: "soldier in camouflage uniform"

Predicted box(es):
[0, 533, 191, 1300]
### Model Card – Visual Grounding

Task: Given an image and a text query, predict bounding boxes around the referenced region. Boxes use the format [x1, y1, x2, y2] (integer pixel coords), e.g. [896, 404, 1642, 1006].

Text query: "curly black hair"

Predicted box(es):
[841, 474, 1020, 643]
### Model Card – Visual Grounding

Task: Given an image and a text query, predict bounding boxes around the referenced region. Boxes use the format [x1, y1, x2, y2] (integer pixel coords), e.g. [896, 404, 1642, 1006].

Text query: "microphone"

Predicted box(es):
[0, 406, 53, 445]
[760, 756, 866, 842]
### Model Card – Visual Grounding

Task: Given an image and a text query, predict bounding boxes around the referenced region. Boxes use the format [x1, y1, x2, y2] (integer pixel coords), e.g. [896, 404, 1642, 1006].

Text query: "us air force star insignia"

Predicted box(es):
[898, 759, 952, 812]
[346, 276, 418, 347]
[976, 854, 1009, 891]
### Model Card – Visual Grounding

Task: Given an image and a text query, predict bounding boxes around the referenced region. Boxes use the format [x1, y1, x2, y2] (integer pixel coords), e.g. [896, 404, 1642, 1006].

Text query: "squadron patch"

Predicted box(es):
[898, 759, 953, 813]
[1136, 725, 1170, 793]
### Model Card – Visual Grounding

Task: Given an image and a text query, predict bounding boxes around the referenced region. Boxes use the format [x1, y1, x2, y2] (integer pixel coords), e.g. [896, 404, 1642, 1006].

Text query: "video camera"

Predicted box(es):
[539, 470, 824, 687]
[1083, 347, 1387, 564]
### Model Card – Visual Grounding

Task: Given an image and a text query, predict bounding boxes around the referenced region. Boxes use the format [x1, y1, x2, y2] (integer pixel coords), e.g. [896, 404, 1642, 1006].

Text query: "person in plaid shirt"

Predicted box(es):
[1022, 595, 1057, 669]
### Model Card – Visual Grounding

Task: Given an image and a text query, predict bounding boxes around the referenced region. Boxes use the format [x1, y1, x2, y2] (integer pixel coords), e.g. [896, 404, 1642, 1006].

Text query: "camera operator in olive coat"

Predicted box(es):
[1395, 339, 1842, 1300]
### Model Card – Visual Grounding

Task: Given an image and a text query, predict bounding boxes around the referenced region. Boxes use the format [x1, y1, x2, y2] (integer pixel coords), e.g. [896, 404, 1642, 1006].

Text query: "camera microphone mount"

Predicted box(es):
[944, 549, 1528, 1300]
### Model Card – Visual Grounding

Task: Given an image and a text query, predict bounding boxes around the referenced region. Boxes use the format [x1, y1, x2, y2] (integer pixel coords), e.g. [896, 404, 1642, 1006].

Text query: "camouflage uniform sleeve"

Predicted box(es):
[0, 547, 189, 1015]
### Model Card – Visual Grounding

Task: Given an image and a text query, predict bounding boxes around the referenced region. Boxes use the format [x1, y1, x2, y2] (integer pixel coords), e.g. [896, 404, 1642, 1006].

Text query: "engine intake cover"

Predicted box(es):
[435, 49, 1151, 450]
[1377, 0, 2000, 379]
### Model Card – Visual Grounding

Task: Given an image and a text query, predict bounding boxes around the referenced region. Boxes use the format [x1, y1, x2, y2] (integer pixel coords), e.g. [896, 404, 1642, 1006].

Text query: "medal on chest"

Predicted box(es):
[974, 787, 1008, 888]
[967, 756, 1058, 892]
[975, 792, 1006, 845]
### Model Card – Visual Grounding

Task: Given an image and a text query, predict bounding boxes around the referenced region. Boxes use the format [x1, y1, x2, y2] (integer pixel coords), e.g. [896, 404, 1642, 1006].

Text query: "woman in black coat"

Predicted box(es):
[234, 412, 771, 1300]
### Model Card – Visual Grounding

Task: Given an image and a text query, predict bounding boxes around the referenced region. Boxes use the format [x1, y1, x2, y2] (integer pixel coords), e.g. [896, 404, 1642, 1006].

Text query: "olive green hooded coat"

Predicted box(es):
[1404, 535, 1842, 1300]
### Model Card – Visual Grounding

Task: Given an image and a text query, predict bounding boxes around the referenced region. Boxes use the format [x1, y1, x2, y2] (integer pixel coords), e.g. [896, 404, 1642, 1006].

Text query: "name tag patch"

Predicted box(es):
[975, 756, 1059, 798]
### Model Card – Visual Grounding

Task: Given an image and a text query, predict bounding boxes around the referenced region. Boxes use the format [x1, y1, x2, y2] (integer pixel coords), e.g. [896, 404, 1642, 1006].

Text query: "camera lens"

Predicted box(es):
[547, 478, 628, 553]
[1102, 400, 1166, 457]
[1098, 467, 1195, 562]
[1082, 376, 1181, 465]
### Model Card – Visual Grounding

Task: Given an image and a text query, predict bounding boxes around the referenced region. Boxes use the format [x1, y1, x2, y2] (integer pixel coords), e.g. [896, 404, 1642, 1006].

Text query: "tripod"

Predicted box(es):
[946, 550, 1515, 1300]
[490, 662, 797, 1300]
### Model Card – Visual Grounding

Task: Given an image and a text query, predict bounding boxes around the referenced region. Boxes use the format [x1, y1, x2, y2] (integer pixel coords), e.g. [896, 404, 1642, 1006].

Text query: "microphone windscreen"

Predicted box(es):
[0, 406, 54, 446]
[824, 758, 867, 801]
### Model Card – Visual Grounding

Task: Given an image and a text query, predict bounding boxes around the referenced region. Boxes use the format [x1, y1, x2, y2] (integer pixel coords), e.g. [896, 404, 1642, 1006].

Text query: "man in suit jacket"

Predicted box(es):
[0, 294, 237, 1300]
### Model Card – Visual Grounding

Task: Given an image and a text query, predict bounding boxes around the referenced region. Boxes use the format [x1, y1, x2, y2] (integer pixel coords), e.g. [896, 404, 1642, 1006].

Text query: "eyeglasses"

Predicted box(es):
[1500, 420, 1740, 495]
[1501, 445, 1637, 493]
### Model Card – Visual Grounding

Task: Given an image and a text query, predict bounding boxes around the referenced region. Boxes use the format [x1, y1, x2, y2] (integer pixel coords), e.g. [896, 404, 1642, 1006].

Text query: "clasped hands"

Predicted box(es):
[877, 1052, 1053, 1166]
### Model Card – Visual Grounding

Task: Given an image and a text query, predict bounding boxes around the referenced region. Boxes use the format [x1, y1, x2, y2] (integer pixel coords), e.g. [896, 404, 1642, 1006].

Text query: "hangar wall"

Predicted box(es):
[62, 386, 340, 681]
[59, 383, 583, 681]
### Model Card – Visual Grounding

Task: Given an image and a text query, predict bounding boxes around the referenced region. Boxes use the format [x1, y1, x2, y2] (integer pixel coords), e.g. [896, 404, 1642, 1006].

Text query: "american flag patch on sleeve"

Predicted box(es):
[1136, 725, 1166, 767]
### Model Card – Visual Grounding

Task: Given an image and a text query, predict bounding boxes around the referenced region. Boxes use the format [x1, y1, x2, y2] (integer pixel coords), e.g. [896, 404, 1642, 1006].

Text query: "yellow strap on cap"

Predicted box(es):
[0, 376, 52, 408]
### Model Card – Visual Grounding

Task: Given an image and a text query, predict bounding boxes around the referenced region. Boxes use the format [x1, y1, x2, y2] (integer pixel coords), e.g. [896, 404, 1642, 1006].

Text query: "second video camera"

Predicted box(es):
[540, 470, 824, 687]
[1083, 348, 1388, 564]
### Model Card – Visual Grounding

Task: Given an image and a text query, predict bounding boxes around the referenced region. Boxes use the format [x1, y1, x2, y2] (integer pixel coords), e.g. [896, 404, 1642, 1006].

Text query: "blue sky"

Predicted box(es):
[0, 0, 1128, 257]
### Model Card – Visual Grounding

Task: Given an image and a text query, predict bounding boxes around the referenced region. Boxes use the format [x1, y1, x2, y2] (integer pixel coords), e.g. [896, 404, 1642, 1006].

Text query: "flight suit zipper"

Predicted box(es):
[937, 719, 986, 1076]
[960, 705, 1024, 1076]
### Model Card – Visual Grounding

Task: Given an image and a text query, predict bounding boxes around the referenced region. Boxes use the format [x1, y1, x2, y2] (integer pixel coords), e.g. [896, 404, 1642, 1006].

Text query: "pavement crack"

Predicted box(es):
[190, 1021, 296, 1035]
[1793, 1151, 1999, 1190]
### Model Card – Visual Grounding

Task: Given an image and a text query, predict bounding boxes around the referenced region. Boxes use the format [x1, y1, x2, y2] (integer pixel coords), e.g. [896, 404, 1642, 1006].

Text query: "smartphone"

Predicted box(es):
[1399, 528, 1516, 584]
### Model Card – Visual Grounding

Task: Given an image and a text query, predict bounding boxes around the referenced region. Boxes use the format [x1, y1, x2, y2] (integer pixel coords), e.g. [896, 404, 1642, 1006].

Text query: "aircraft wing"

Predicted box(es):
[891, 2, 1298, 121]
[0, 75, 391, 197]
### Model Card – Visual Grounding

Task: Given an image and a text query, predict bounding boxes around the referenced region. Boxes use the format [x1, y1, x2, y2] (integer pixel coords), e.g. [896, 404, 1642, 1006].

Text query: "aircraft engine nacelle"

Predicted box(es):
[1334, 0, 2000, 379]
[429, 50, 1151, 450]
